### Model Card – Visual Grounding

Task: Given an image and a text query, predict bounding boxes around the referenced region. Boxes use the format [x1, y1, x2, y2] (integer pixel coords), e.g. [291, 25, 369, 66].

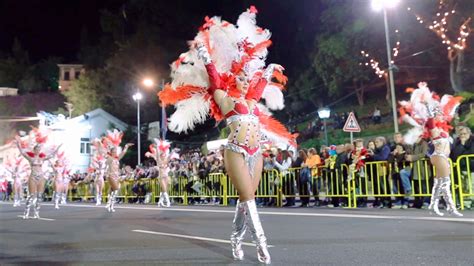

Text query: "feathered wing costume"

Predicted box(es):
[399, 82, 463, 217]
[145, 138, 172, 207]
[102, 129, 126, 212]
[158, 7, 293, 264]
[399, 82, 462, 145]
[158, 6, 296, 148]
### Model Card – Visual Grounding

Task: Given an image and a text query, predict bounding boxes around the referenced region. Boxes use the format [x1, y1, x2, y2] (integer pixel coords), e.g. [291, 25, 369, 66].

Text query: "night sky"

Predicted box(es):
[0, 0, 321, 67]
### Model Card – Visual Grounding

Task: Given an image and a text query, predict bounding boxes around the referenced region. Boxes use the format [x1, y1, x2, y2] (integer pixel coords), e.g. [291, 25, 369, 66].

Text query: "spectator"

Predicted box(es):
[304, 148, 322, 206]
[372, 106, 382, 124]
[402, 137, 430, 209]
[451, 126, 474, 209]
[273, 150, 295, 207]
[294, 149, 310, 207]
[350, 139, 368, 207]
[389, 144, 410, 209]
[372, 136, 391, 208]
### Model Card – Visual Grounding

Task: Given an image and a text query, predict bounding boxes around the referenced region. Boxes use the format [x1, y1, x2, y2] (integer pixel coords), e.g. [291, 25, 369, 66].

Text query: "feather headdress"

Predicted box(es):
[158, 6, 296, 147]
[399, 82, 462, 144]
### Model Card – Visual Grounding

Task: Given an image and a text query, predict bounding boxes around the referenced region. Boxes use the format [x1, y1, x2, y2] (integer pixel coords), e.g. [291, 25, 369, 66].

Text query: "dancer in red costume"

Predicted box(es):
[399, 82, 463, 217]
[145, 139, 172, 207]
[159, 6, 296, 264]
[103, 129, 133, 213]
[15, 127, 61, 219]
[3, 156, 29, 207]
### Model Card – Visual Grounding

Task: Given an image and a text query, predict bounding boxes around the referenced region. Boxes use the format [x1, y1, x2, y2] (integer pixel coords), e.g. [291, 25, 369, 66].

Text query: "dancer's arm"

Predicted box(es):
[14, 138, 31, 162]
[119, 143, 133, 160]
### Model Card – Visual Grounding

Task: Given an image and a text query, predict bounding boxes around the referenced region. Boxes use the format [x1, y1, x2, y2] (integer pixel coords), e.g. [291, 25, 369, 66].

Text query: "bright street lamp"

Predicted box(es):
[133, 91, 143, 165]
[143, 78, 154, 87]
[372, 0, 400, 133]
[318, 107, 331, 146]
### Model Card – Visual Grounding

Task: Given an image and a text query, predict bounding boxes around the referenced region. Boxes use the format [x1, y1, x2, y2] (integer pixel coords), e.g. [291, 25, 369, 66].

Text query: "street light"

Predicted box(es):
[132, 91, 143, 165]
[318, 107, 331, 146]
[372, 0, 400, 133]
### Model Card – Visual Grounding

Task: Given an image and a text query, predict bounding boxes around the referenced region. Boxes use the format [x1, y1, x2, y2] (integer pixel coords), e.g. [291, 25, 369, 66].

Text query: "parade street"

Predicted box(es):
[1, 203, 473, 265]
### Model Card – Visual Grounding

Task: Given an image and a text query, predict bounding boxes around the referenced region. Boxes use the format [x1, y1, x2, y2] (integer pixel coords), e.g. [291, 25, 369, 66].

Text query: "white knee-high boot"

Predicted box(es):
[157, 192, 164, 207]
[163, 192, 171, 207]
[230, 200, 246, 261]
[13, 193, 21, 207]
[428, 178, 443, 216]
[23, 194, 33, 219]
[33, 193, 41, 219]
[439, 177, 463, 217]
[242, 199, 271, 264]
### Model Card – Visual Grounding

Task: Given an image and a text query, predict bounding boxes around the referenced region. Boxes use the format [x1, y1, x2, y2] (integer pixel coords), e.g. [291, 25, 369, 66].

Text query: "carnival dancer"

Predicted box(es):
[145, 138, 172, 207]
[50, 151, 70, 209]
[399, 82, 463, 217]
[158, 6, 296, 264]
[15, 127, 61, 219]
[103, 129, 133, 212]
[3, 156, 29, 207]
[91, 139, 107, 205]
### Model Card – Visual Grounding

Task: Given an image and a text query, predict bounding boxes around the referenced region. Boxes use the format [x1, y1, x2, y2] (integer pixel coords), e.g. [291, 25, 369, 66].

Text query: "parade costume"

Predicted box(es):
[158, 6, 296, 264]
[90, 139, 107, 205]
[399, 82, 463, 217]
[3, 156, 29, 207]
[15, 127, 60, 219]
[103, 129, 132, 213]
[145, 138, 172, 207]
[50, 151, 71, 209]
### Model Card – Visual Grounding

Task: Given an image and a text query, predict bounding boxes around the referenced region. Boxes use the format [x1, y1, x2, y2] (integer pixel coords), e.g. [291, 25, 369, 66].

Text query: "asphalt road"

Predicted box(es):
[0, 202, 473, 265]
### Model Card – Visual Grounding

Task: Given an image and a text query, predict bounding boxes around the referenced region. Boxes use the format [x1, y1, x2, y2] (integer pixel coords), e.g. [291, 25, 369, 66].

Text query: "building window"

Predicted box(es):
[64, 71, 70, 80]
[75, 71, 81, 79]
[80, 137, 91, 154]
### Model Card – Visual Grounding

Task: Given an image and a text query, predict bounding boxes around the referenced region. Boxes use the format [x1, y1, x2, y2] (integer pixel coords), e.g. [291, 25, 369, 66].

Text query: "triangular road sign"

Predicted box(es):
[343, 112, 361, 132]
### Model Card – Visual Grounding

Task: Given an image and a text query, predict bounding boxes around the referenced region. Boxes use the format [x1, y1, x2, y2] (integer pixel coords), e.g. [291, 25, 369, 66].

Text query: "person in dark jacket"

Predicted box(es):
[450, 126, 474, 209]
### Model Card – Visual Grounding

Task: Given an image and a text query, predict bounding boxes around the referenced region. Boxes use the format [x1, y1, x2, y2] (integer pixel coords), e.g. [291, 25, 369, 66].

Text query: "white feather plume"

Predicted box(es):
[261, 84, 285, 110]
[168, 95, 210, 133]
[403, 127, 424, 145]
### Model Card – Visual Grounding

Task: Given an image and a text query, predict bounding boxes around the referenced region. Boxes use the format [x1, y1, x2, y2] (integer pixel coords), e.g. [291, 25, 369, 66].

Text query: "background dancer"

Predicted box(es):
[103, 129, 132, 213]
[399, 82, 463, 217]
[3, 156, 29, 207]
[159, 6, 296, 264]
[145, 138, 172, 207]
[15, 127, 61, 219]
[50, 151, 70, 209]
[91, 139, 107, 205]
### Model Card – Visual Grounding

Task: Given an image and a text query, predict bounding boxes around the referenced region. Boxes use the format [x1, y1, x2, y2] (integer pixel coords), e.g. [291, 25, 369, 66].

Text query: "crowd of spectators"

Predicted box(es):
[1, 126, 472, 209]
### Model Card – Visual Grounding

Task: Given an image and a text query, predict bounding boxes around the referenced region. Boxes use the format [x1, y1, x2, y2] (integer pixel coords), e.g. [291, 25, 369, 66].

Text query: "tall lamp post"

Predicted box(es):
[372, 0, 400, 133]
[132, 91, 143, 166]
[318, 107, 331, 146]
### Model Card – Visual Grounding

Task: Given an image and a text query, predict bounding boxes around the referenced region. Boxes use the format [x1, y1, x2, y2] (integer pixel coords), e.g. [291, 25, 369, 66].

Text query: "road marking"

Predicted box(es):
[3, 202, 472, 223]
[16, 215, 55, 221]
[132, 229, 274, 247]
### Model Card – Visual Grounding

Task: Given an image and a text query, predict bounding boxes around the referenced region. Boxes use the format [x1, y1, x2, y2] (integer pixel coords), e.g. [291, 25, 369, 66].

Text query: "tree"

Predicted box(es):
[61, 70, 110, 116]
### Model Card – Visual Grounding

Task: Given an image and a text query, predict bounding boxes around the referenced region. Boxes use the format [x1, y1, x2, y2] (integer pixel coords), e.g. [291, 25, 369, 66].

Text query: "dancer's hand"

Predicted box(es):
[125, 143, 134, 148]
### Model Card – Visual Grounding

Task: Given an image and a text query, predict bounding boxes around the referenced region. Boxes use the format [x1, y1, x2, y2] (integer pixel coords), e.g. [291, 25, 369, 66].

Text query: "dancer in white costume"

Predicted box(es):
[3, 156, 29, 207]
[145, 139, 171, 207]
[103, 129, 133, 213]
[90, 139, 107, 205]
[15, 127, 61, 219]
[50, 151, 70, 209]
[399, 82, 463, 217]
[158, 6, 297, 264]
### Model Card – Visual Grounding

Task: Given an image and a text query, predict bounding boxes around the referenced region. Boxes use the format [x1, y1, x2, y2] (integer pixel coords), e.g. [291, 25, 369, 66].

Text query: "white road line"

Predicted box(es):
[132, 229, 274, 247]
[3, 202, 472, 223]
[16, 215, 55, 221]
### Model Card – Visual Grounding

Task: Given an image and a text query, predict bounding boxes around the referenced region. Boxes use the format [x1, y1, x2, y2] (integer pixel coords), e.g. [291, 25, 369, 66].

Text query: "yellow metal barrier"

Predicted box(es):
[56, 154, 474, 209]
[283, 166, 353, 208]
[456, 154, 474, 210]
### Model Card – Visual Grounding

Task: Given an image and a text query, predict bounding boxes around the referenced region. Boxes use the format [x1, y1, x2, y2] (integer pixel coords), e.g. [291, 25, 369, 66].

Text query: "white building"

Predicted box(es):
[0, 108, 128, 173]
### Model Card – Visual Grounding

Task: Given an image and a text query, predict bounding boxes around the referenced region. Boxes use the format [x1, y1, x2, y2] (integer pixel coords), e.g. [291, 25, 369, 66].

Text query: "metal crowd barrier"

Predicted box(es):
[54, 155, 473, 210]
